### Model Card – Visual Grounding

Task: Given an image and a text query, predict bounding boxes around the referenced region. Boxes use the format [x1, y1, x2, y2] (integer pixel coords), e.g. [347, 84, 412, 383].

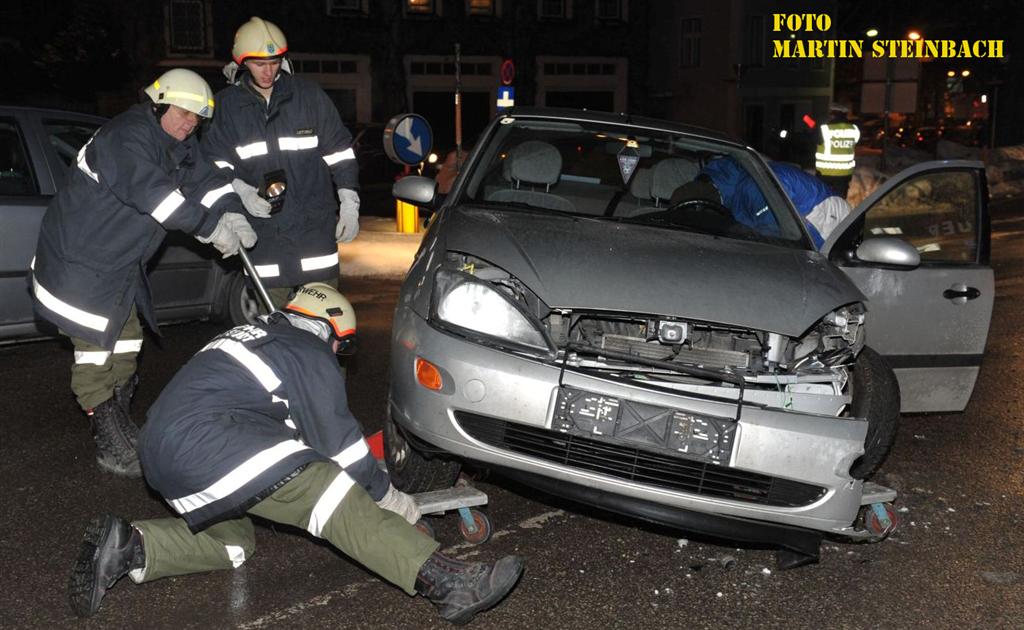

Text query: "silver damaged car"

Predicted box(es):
[385, 109, 993, 568]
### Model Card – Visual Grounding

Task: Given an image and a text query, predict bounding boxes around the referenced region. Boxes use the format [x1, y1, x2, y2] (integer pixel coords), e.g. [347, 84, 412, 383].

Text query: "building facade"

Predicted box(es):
[150, 0, 649, 150]
[647, 0, 835, 161]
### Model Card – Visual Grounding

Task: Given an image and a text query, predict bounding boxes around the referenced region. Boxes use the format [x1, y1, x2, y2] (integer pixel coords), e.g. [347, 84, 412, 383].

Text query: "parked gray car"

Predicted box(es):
[386, 108, 993, 567]
[0, 106, 255, 342]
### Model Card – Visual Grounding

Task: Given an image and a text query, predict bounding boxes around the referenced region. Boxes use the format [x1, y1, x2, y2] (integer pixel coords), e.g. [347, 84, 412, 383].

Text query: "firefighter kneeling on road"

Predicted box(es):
[68, 284, 525, 625]
[31, 69, 258, 479]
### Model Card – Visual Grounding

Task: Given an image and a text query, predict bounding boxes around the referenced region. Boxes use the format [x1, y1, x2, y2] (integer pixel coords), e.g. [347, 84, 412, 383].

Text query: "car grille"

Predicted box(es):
[601, 334, 751, 369]
[455, 411, 827, 508]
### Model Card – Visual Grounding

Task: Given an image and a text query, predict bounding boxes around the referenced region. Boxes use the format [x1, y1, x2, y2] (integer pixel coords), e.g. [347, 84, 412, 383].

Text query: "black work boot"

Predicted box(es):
[87, 399, 142, 478]
[68, 514, 145, 618]
[112, 374, 141, 446]
[415, 552, 524, 625]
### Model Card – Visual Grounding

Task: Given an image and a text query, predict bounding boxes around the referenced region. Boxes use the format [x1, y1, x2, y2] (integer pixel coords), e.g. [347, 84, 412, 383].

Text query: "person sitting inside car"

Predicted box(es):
[671, 156, 850, 248]
[767, 161, 851, 248]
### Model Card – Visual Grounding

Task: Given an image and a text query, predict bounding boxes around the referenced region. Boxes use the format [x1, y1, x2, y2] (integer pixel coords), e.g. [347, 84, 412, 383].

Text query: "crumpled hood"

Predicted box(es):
[441, 206, 864, 337]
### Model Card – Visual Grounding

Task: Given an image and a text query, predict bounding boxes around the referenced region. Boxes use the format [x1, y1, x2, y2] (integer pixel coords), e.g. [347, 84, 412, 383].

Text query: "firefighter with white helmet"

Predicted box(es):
[31, 69, 257, 478]
[203, 16, 361, 308]
[815, 103, 861, 199]
[69, 284, 525, 625]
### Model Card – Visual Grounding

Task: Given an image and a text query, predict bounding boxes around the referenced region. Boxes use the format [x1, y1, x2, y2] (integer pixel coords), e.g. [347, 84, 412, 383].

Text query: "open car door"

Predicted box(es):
[822, 160, 993, 413]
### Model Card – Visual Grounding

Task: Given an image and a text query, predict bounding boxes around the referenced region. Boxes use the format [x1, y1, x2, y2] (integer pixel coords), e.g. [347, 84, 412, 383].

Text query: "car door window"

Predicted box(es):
[859, 170, 980, 263]
[43, 120, 100, 167]
[0, 118, 40, 196]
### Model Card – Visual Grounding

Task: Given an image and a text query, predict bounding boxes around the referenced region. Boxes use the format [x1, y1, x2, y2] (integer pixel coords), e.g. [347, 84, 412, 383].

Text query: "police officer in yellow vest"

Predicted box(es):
[815, 103, 860, 200]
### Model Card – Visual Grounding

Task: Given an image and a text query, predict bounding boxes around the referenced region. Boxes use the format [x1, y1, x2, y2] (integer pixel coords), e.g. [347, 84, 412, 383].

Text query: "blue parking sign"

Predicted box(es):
[497, 87, 515, 111]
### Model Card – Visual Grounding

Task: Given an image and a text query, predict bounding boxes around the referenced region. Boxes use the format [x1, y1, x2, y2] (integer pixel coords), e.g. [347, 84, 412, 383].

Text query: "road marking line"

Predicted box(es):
[237, 580, 376, 629]
[239, 509, 572, 625]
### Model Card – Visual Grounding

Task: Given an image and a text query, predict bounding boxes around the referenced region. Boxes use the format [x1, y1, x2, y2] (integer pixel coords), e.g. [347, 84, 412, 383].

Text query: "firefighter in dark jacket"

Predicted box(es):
[202, 16, 361, 308]
[32, 69, 258, 478]
[69, 284, 525, 625]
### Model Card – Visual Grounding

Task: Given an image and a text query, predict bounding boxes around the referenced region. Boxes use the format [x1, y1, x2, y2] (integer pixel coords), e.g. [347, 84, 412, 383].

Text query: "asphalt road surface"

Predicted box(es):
[2, 199, 1022, 629]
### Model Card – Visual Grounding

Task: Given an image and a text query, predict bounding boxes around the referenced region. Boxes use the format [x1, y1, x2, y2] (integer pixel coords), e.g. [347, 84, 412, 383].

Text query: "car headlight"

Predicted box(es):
[790, 303, 866, 370]
[432, 268, 553, 354]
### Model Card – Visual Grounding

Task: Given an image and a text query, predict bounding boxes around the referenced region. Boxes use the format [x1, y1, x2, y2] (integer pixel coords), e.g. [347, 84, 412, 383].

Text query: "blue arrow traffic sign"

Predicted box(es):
[383, 113, 434, 166]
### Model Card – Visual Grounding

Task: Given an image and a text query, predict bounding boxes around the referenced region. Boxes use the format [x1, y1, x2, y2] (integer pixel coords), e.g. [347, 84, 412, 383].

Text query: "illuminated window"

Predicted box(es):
[407, 0, 436, 15]
[468, 0, 495, 16]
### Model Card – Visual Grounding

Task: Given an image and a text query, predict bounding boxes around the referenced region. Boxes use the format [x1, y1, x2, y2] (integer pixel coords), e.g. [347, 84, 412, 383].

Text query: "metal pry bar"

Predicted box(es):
[237, 247, 275, 314]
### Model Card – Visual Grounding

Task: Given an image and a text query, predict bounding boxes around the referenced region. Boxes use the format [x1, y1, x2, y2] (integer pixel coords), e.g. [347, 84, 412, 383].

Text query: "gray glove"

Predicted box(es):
[375, 483, 422, 524]
[197, 212, 257, 258]
[231, 178, 272, 219]
[335, 188, 360, 243]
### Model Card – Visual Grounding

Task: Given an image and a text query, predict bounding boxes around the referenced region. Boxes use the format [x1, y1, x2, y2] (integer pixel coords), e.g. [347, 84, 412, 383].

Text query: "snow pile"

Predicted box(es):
[850, 141, 1024, 204]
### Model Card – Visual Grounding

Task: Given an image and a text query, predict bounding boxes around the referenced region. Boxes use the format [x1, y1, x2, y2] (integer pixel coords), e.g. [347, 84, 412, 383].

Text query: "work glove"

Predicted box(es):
[376, 483, 422, 525]
[231, 178, 273, 218]
[335, 188, 361, 243]
[197, 212, 257, 258]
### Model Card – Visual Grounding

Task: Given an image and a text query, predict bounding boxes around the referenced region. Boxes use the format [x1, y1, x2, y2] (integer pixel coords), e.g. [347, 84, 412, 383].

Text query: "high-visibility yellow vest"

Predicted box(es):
[815, 122, 860, 176]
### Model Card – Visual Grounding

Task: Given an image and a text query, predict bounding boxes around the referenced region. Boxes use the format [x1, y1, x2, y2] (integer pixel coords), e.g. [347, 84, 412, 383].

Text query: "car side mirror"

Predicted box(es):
[393, 176, 437, 207]
[855, 237, 921, 269]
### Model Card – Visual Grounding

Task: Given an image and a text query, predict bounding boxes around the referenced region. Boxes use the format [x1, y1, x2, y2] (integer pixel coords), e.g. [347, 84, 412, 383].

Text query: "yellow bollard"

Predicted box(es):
[396, 199, 420, 233]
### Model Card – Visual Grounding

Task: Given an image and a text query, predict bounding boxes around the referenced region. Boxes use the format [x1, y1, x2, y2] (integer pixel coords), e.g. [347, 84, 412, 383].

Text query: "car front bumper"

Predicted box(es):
[390, 307, 886, 539]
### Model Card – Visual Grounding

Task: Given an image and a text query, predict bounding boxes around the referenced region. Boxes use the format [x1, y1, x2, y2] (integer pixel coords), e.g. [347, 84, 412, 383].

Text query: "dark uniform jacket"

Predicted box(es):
[201, 72, 359, 288]
[32, 104, 238, 349]
[139, 314, 388, 532]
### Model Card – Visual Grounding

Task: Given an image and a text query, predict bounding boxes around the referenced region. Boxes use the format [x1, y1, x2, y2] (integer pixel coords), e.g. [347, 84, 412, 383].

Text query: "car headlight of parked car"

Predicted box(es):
[431, 266, 555, 355]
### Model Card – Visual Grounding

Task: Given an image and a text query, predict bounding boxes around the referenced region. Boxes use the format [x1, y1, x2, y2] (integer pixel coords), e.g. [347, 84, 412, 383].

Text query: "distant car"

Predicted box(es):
[914, 126, 941, 152]
[385, 107, 993, 567]
[0, 105, 253, 343]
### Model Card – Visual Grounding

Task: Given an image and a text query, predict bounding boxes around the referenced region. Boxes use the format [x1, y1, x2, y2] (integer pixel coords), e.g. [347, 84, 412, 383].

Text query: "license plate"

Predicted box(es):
[551, 386, 736, 465]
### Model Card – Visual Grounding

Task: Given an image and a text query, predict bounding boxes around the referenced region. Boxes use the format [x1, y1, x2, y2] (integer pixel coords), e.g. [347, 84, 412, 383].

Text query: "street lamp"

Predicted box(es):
[961, 70, 971, 78]
[866, 28, 879, 38]
[907, 30, 922, 41]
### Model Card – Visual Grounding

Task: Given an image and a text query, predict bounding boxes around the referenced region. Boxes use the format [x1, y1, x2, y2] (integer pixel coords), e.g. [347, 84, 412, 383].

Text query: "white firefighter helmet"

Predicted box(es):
[285, 283, 356, 353]
[232, 16, 288, 65]
[143, 69, 215, 119]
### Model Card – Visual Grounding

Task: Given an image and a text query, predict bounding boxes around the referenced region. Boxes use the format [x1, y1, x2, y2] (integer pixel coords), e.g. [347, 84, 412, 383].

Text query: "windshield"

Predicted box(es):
[458, 116, 808, 247]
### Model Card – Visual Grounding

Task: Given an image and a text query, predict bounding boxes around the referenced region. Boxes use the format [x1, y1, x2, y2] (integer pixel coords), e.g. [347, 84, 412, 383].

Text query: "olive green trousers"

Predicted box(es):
[131, 462, 439, 595]
[66, 307, 142, 410]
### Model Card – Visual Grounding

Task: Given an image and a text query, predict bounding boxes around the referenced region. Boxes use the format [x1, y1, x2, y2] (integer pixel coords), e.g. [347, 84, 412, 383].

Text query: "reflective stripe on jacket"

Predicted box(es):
[139, 314, 389, 533]
[202, 72, 358, 288]
[31, 104, 238, 349]
[815, 122, 860, 176]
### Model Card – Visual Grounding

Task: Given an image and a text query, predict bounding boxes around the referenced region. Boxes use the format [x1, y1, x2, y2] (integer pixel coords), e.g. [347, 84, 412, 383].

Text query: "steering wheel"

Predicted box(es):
[665, 197, 734, 220]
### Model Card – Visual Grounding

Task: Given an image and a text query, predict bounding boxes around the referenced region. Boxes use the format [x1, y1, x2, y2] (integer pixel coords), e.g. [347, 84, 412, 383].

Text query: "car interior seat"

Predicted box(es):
[487, 140, 576, 212]
[618, 158, 699, 217]
[650, 158, 701, 206]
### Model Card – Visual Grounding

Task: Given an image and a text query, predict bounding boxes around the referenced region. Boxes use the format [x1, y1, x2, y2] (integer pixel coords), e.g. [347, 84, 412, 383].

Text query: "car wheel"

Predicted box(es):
[384, 405, 461, 493]
[215, 272, 266, 327]
[847, 346, 901, 479]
